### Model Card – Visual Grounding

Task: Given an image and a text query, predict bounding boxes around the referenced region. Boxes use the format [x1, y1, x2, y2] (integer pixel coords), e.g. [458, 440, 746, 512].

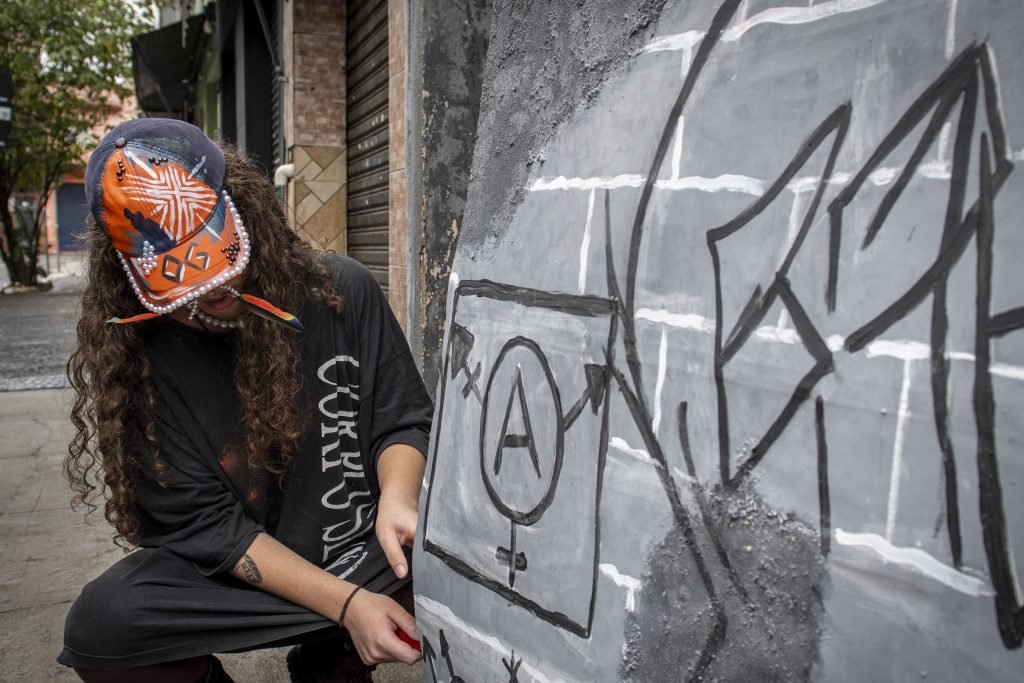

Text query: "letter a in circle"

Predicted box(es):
[493, 367, 542, 478]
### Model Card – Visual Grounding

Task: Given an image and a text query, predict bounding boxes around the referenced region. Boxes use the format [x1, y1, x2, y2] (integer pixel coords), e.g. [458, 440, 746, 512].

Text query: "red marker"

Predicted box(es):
[397, 629, 421, 651]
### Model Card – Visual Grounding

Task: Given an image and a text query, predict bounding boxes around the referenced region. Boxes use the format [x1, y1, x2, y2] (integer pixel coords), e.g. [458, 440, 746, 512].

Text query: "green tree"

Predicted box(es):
[0, 0, 152, 287]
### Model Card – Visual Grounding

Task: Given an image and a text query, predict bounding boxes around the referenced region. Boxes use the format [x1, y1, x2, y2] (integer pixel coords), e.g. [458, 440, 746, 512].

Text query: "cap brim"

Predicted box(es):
[120, 194, 251, 313]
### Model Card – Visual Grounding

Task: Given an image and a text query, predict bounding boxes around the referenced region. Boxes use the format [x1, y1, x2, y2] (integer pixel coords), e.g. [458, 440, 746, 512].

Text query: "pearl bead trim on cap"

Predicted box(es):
[118, 190, 251, 314]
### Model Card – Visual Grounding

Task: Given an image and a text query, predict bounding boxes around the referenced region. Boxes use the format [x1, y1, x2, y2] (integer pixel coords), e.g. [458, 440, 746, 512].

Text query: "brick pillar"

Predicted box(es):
[387, 0, 409, 330]
[286, 0, 347, 253]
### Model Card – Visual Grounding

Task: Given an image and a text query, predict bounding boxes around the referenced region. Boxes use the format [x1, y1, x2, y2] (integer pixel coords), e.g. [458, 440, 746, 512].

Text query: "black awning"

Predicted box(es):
[131, 14, 206, 116]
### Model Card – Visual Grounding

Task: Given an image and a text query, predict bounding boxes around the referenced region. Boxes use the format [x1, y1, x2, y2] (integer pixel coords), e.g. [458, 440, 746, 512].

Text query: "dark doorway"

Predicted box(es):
[55, 183, 88, 251]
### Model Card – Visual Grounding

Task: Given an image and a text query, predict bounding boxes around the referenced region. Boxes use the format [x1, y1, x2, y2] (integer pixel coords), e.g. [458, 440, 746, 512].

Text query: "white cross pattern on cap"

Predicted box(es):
[124, 159, 218, 241]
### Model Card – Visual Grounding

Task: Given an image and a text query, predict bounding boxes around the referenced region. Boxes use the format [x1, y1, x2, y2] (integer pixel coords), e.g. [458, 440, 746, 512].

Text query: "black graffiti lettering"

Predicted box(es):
[606, 8, 1022, 668]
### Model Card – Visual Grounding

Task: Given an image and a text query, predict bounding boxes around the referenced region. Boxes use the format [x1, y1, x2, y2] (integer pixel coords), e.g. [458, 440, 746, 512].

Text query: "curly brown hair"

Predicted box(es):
[65, 147, 342, 548]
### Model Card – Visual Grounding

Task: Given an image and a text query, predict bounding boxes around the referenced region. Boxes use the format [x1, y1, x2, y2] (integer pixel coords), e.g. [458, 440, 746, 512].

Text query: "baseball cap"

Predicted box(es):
[85, 119, 250, 315]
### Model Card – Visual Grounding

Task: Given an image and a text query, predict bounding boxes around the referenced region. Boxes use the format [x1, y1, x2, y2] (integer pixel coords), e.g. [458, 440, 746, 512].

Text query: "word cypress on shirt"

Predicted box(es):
[317, 355, 374, 577]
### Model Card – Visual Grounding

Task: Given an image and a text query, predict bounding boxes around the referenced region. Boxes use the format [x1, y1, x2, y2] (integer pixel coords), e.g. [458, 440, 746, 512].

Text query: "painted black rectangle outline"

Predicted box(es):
[420, 279, 618, 639]
[456, 279, 618, 317]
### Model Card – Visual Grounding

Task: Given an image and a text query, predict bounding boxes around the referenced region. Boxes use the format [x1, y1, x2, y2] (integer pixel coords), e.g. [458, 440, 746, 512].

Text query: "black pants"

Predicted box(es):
[57, 546, 413, 671]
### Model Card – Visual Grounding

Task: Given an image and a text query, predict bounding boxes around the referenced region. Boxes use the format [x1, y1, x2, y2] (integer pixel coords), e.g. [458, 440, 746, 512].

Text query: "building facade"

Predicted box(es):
[133, 0, 491, 370]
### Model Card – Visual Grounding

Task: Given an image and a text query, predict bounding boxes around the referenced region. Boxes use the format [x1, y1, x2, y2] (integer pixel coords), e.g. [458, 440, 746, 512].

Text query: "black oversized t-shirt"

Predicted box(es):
[130, 255, 432, 594]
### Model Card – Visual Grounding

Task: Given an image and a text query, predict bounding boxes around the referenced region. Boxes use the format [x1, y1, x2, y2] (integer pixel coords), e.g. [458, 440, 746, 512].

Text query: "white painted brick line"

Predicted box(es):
[983, 45, 1014, 161]
[787, 172, 853, 193]
[866, 339, 931, 360]
[628, 312, 1024, 380]
[578, 188, 596, 295]
[642, 0, 892, 54]
[754, 325, 801, 344]
[652, 326, 669, 435]
[599, 563, 643, 612]
[655, 174, 765, 195]
[642, 30, 704, 55]
[608, 436, 663, 468]
[884, 357, 914, 542]
[670, 116, 685, 181]
[723, 0, 891, 40]
[946, 0, 960, 60]
[531, 162, 952, 195]
[937, 122, 953, 164]
[530, 175, 643, 191]
[835, 529, 994, 597]
[869, 166, 900, 185]
[635, 307, 716, 334]
[738, 0, 751, 24]
[991, 363, 1024, 382]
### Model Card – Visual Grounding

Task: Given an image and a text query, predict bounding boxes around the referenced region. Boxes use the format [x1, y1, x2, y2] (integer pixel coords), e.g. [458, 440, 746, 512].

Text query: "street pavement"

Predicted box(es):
[0, 290, 78, 391]
[0, 254, 85, 391]
[0, 269, 421, 682]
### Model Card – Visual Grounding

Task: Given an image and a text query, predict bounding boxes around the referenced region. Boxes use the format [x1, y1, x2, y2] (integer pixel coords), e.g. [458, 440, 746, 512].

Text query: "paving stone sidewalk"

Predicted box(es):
[0, 253, 86, 393]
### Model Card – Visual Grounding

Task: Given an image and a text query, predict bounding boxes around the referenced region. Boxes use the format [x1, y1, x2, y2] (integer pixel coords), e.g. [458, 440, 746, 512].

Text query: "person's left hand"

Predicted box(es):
[376, 492, 418, 579]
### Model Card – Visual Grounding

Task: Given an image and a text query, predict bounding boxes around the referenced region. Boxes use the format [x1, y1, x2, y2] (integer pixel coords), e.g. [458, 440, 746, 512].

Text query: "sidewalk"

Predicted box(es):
[0, 279, 421, 681]
[0, 251, 86, 391]
[0, 388, 298, 681]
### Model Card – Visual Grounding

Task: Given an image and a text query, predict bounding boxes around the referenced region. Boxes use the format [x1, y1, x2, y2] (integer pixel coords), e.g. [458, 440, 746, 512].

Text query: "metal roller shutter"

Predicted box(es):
[345, 0, 389, 292]
[270, 0, 283, 171]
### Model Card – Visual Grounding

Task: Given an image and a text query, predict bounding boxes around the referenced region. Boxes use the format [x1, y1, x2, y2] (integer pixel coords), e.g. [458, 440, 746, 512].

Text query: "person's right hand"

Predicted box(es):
[342, 589, 421, 666]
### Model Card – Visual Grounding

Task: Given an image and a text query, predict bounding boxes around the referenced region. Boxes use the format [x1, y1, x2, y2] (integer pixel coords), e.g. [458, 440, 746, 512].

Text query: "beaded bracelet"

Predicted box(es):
[338, 586, 363, 628]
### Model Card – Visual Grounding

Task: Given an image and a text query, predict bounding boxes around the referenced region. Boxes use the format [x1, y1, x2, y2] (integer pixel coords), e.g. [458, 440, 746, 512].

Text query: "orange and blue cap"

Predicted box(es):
[85, 119, 250, 316]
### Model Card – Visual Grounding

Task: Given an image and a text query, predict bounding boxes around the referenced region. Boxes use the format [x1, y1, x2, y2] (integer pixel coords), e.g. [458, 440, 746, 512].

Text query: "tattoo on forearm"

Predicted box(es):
[237, 553, 263, 584]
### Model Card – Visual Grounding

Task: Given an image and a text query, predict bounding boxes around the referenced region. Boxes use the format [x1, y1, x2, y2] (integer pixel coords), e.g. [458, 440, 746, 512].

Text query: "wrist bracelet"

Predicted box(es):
[338, 586, 363, 628]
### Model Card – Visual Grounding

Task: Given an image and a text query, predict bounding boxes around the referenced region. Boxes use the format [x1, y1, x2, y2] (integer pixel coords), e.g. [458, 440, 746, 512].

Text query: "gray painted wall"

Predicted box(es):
[414, 1, 1024, 680]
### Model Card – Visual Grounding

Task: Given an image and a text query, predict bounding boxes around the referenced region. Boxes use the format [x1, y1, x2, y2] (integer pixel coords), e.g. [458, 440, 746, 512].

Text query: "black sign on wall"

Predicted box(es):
[0, 71, 12, 148]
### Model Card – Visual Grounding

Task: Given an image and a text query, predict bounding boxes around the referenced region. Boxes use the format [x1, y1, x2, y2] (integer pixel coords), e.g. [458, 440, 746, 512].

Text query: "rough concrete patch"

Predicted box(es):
[620, 485, 826, 682]
[415, 0, 493, 395]
[460, 0, 668, 256]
